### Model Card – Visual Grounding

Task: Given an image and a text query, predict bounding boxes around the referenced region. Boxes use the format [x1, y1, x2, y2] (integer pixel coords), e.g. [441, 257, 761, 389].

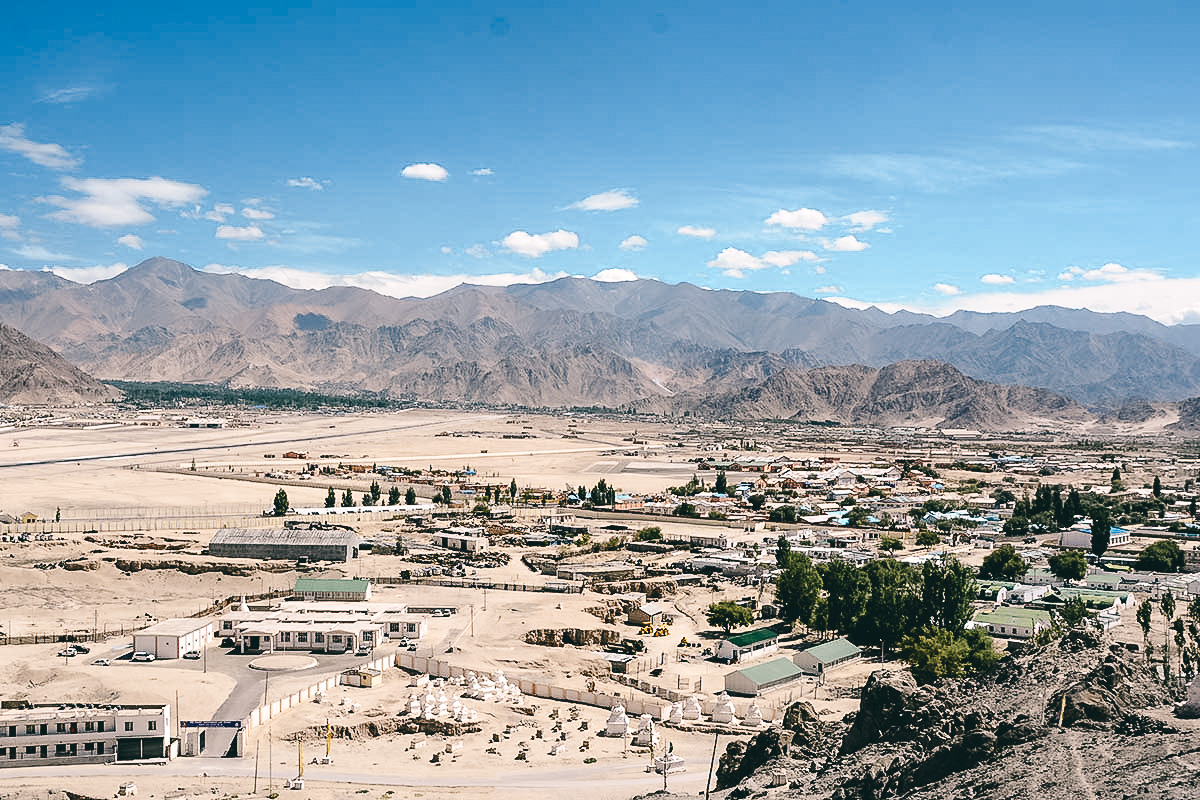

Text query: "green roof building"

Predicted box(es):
[724, 657, 806, 696]
[293, 578, 371, 602]
[717, 626, 781, 663]
[792, 637, 862, 675]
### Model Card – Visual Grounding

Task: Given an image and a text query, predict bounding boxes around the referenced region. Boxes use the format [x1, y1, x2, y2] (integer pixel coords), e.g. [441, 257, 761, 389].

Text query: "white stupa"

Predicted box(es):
[668, 702, 684, 725]
[605, 704, 631, 736]
[743, 703, 764, 728]
[682, 695, 703, 720]
[711, 692, 738, 724]
[633, 714, 659, 747]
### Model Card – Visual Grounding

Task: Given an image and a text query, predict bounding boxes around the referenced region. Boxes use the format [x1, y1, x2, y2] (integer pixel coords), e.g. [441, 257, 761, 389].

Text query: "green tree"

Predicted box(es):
[672, 502, 701, 518]
[441, 486, 453, 505]
[775, 552, 822, 627]
[1153, 476, 1162, 498]
[1059, 595, 1091, 628]
[341, 488, 356, 507]
[387, 486, 401, 506]
[635, 526, 662, 541]
[1161, 589, 1177, 621]
[748, 494, 766, 512]
[767, 505, 797, 523]
[916, 529, 940, 548]
[1002, 516, 1030, 536]
[901, 627, 998, 685]
[325, 487, 336, 508]
[369, 480, 382, 504]
[1137, 599, 1153, 641]
[879, 536, 903, 553]
[775, 536, 792, 570]
[819, 560, 870, 635]
[405, 487, 417, 505]
[846, 506, 870, 527]
[1136, 540, 1185, 572]
[1048, 550, 1088, 582]
[852, 559, 919, 657]
[979, 544, 1028, 581]
[272, 488, 289, 516]
[362, 492, 374, 506]
[1111, 466, 1123, 491]
[509, 478, 517, 501]
[1089, 508, 1112, 558]
[919, 557, 976, 633]
[714, 471, 728, 495]
[706, 600, 754, 634]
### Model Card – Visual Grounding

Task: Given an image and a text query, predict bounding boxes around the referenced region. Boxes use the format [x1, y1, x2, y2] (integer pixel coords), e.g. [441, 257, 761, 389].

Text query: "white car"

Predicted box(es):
[92, 658, 111, 666]
[130, 651, 156, 662]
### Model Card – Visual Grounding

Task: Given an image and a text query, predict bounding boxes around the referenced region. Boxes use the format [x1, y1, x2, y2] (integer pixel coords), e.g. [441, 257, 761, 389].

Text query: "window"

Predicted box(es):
[55, 744, 67, 755]
[124, 722, 133, 732]
[280, 632, 291, 642]
[147, 721, 157, 731]
[84, 722, 95, 732]
[24, 725, 36, 735]
[314, 633, 324, 643]
[25, 746, 36, 755]
[389, 623, 400, 632]
[84, 742, 94, 751]
[56, 723, 66, 733]
[297, 632, 308, 642]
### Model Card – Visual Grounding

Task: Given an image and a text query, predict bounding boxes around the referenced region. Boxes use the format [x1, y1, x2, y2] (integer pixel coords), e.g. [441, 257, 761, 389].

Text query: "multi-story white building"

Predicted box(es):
[0, 702, 172, 767]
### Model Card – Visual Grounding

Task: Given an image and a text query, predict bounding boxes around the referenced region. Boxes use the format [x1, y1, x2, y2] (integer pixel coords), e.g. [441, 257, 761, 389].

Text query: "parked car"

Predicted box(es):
[57, 648, 77, 657]
[131, 651, 156, 662]
[183, 650, 201, 660]
[70, 644, 90, 654]
[92, 658, 111, 666]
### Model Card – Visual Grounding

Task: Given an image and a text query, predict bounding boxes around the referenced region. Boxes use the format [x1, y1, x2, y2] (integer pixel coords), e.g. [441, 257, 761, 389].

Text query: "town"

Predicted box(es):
[1, 406, 1199, 800]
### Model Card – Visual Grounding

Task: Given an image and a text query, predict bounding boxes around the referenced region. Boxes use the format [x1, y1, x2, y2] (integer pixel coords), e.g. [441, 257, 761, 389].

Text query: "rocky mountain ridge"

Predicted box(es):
[0, 323, 121, 405]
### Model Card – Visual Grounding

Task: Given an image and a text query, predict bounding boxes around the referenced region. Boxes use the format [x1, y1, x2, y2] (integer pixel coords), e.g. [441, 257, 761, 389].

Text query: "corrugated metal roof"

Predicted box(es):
[294, 578, 370, 592]
[726, 627, 779, 648]
[800, 637, 860, 663]
[733, 657, 804, 686]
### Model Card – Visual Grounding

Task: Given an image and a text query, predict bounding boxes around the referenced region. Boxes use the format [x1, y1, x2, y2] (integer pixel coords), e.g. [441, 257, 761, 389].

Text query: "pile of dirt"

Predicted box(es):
[522, 628, 624, 648]
[707, 630, 1193, 800]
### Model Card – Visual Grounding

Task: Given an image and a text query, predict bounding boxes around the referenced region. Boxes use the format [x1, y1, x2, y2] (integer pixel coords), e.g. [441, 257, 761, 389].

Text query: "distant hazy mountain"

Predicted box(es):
[4, 257, 1200, 422]
[0, 323, 121, 405]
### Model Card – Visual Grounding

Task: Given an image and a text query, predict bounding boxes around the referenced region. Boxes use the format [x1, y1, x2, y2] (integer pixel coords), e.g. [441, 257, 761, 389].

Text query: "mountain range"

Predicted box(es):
[2, 257, 1200, 427]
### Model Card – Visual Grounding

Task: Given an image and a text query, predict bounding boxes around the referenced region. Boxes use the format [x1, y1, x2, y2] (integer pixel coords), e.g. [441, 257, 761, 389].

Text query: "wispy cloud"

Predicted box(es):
[242, 206, 275, 220]
[401, 163, 449, 182]
[216, 224, 265, 241]
[708, 247, 818, 278]
[42, 176, 208, 227]
[11, 244, 80, 263]
[568, 189, 638, 211]
[117, 234, 144, 250]
[1013, 124, 1189, 152]
[815, 285, 843, 294]
[501, 229, 579, 258]
[0, 123, 79, 170]
[37, 86, 99, 105]
[470, 168, 494, 176]
[843, 210, 889, 231]
[677, 225, 716, 239]
[0, 214, 19, 241]
[619, 234, 648, 251]
[980, 273, 1014, 285]
[286, 177, 327, 190]
[826, 151, 1082, 191]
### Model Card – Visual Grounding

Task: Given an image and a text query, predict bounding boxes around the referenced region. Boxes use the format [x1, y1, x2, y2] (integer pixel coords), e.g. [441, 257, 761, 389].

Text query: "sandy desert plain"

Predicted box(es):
[0, 407, 912, 800]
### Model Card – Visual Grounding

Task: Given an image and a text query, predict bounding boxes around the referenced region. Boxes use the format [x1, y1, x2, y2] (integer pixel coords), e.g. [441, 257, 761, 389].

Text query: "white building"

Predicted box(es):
[132, 618, 215, 660]
[0, 703, 172, 767]
[433, 528, 489, 553]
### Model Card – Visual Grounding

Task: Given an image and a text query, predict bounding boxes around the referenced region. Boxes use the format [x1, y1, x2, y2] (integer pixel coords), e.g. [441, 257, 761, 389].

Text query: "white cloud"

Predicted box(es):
[569, 189, 638, 211]
[0, 214, 18, 241]
[440, 246, 453, 255]
[980, 273, 1015, 285]
[242, 206, 275, 220]
[765, 207, 828, 230]
[619, 234, 648, 251]
[592, 268, 638, 282]
[933, 282, 961, 296]
[814, 265, 827, 274]
[401, 163, 449, 182]
[844, 210, 889, 231]
[707, 247, 817, 278]
[45, 262, 128, 283]
[216, 224, 265, 241]
[470, 168, 494, 176]
[199, 263, 569, 299]
[204, 203, 235, 222]
[501, 229, 579, 258]
[11, 244, 79, 262]
[286, 177, 326, 190]
[815, 285, 843, 294]
[37, 86, 98, 105]
[465, 244, 490, 259]
[761, 250, 818, 267]
[825, 235, 869, 252]
[1058, 262, 1161, 283]
[677, 225, 716, 239]
[117, 234, 143, 250]
[0, 123, 79, 170]
[825, 262, 1200, 324]
[42, 177, 208, 227]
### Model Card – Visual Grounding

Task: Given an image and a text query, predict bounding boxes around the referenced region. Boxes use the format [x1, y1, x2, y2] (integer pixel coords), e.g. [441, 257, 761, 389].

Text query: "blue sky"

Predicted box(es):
[2, 0, 1200, 322]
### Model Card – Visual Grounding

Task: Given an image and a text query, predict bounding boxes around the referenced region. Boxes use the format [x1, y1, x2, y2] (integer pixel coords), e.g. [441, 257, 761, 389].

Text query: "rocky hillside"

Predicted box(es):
[701, 631, 1197, 800]
[0, 324, 121, 405]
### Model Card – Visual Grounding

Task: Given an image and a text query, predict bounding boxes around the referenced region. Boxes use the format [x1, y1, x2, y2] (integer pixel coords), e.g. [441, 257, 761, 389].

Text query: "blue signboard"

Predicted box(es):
[180, 720, 242, 728]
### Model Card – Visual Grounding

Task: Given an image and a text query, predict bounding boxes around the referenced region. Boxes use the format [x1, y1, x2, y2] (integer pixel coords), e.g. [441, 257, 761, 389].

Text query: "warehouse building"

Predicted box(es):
[208, 526, 359, 562]
[293, 578, 371, 602]
[792, 637, 861, 677]
[0, 702, 173, 767]
[724, 658, 806, 696]
[132, 618, 215, 660]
